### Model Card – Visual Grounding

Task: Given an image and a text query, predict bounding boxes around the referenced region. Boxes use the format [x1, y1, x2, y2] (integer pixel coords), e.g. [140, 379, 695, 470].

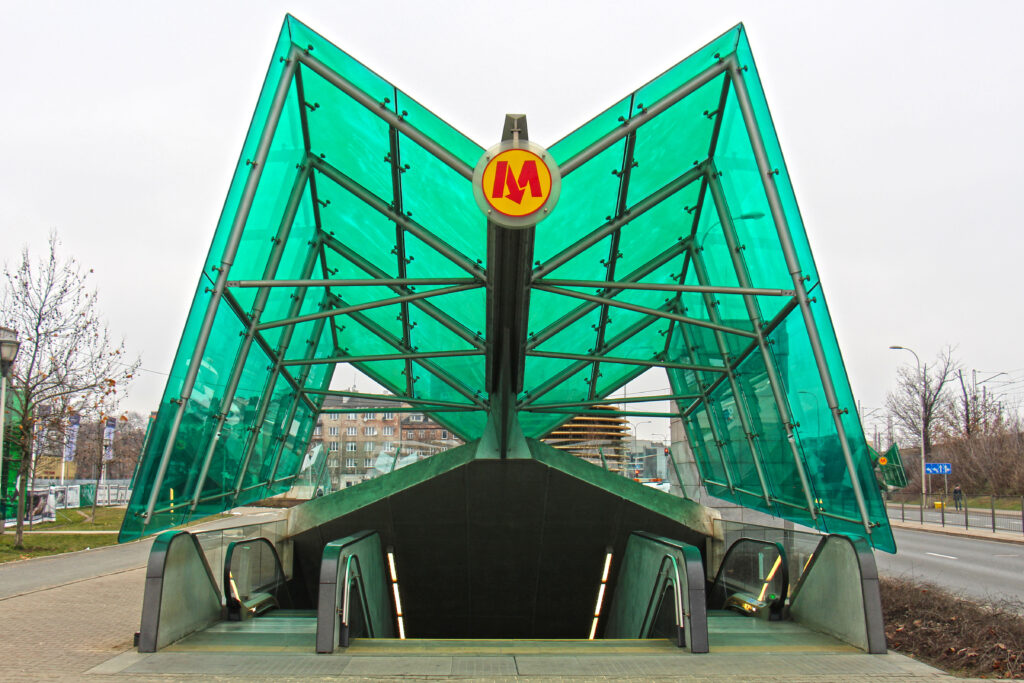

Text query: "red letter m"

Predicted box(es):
[491, 160, 541, 204]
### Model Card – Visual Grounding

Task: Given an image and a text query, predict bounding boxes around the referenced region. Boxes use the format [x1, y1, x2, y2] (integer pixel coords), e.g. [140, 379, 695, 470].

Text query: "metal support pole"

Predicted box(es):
[227, 277, 477, 288]
[532, 285, 757, 339]
[188, 164, 311, 510]
[534, 280, 794, 297]
[558, 60, 728, 176]
[519, 313, 667, 407]
[324, 292, 486, 408]
[232, 234, 327, 501]
[706, 170, 817, 519]
[675, 323, 735, 493]
[319, 232, 483, 349]
[533, 164, 705, 279]
[528, 393, 702, 410]
[264, 315, 334, 487]
[688, 246, 771, 505]
[728, 58, 870, 534]
[311, 156, 483, 278]
[528, 240, 690, 349]
[526, 350, 726, 374]
[296, 52, 474, 181]
[256, 284, 481, 331]
[144, 48, 299, 523]
[281, 350, 485, 366]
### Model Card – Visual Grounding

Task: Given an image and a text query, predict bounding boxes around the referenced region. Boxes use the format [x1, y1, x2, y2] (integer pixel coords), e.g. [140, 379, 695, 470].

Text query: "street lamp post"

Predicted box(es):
[629, 421, 650, 476]
[0, 327, 22, 530]
[890, 345, 927, 512]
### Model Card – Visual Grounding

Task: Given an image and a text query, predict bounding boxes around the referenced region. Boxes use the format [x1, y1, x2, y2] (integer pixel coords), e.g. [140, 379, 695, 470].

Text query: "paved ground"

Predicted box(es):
[0, 508, 995, 682]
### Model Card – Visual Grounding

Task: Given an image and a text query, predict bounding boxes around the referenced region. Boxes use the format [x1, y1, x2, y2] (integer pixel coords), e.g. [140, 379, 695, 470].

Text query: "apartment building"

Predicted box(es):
[309, 396, 463, 490]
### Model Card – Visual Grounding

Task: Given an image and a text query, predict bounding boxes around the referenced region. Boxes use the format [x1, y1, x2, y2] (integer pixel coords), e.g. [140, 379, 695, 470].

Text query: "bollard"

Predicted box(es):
[965, 503, 969, 530]
[901, 501, 905, 522]
[1020, 496, 1023, 537]
[992, 496, 997, 533]
[940, 498, 945, 527]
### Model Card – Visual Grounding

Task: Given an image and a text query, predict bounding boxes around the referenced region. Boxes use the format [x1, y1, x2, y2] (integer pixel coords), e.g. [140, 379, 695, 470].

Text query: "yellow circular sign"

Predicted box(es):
[480, 148, 553, 219]
[878, 456, 888, 466]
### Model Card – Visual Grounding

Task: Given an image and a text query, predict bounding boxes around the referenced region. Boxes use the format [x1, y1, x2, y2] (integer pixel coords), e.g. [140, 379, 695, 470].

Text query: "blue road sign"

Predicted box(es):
[924, 463, 951, 475]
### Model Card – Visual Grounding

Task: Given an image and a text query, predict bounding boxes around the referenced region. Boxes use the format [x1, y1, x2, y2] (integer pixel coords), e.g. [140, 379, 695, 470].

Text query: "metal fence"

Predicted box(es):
[885, 493, 1024, 535]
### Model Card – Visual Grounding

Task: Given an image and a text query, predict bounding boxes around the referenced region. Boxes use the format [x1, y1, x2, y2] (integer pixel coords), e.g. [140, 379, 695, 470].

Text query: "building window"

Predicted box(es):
[382, 441, 393, 451]
[383, 412, 394, 420]
[441, 430, 448, 439]
[364, 458, 372, 468]
[364, 426, 377, 436]
[347, 413, 356, 421]
[328, 426, 339, 436]
[346, 458, 357, 468]
[409, 413, 424, 422]
[382, 425, 394, 436]
[329, 413, 339, 421]
[314, 426, 322, 436]
[363, 412, 376, 421]
[328, 441, 339, 452]
[364, 442, 374, 452]
[346, 442, 357, 452]
[346, 426, 357, 436]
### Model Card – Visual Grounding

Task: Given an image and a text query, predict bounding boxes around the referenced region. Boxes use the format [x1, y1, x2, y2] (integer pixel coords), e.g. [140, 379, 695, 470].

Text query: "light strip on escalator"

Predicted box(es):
[588, 550, 613, 640]
[387, 550, 406, 640]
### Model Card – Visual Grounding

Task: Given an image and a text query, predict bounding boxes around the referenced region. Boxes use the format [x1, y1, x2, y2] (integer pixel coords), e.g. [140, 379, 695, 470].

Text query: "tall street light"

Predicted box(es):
[889, 345, 927, 511]
[0, 326, 22, 529]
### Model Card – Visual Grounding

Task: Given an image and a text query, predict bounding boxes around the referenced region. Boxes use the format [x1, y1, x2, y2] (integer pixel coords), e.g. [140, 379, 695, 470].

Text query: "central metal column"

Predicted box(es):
[484, 115, 536, 458]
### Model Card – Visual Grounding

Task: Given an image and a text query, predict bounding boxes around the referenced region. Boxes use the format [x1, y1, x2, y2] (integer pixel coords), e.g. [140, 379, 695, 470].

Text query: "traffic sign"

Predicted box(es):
[924, 463, 951, 475]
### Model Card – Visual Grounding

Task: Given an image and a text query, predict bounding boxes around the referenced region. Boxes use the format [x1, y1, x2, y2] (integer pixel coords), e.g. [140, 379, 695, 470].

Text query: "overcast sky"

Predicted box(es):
[3, 1, 1022, 441]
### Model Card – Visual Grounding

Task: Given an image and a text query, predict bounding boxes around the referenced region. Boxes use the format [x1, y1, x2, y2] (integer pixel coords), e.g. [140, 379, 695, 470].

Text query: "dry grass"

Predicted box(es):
[881, 576, 1024, 678]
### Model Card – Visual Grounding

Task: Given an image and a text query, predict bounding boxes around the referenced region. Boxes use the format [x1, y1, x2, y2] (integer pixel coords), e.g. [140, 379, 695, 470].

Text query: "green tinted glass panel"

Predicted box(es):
[123, 17, 894, 553]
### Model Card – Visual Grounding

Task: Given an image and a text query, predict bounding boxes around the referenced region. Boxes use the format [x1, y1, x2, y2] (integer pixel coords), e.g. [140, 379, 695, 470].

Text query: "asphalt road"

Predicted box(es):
[876, 527, 1024, 607]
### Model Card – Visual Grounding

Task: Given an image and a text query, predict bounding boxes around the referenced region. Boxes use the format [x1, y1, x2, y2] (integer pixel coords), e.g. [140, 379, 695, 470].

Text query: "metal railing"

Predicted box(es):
[886, 493, 1024, 535]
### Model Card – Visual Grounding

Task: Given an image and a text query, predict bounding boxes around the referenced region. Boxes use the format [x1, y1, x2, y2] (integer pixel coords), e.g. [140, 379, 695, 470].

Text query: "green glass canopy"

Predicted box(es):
[121, 16, 895, 553]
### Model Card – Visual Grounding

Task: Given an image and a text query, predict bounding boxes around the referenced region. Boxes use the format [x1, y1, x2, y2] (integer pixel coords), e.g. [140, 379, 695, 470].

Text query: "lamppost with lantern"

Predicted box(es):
[890, 345, 927, 512]
[0, 326, 22, 528]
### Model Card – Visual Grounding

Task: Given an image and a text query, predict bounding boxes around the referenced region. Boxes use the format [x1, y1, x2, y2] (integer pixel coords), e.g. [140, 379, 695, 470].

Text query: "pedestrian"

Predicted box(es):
[953, 484, 963, 511]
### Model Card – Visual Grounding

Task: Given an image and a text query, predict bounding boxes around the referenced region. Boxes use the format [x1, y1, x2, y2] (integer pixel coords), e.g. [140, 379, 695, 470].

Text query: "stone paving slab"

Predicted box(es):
[0, 514, 985, 683]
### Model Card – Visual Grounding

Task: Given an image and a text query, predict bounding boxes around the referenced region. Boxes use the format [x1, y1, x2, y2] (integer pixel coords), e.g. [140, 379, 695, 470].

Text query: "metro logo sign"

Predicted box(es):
[473, 141, 560, 229]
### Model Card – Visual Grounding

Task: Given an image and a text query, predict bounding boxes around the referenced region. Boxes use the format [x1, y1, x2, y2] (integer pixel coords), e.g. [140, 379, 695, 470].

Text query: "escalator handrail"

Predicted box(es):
[631, 532, 708, 653]
[223, 537, 290, 620]
[709, 537, 789, 617]
[316, 531, 378, 653]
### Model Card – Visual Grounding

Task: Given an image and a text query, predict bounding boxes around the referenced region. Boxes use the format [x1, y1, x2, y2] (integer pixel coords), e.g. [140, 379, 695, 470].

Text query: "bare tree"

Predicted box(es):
[1, 233, 139, 547]
[885, 346, 958, 491]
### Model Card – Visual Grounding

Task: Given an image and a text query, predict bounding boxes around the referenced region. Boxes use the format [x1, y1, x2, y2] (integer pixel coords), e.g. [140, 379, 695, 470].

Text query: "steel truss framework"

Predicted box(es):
[120, 16, 894, 552]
